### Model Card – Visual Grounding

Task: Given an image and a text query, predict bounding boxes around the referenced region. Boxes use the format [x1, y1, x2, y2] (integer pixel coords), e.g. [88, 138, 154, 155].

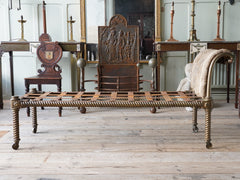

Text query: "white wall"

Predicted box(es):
[86, 0, 105, 43]
[1, 0, 240, 99]
[0, 0, 83, 99]
[161, 0, 240, 93]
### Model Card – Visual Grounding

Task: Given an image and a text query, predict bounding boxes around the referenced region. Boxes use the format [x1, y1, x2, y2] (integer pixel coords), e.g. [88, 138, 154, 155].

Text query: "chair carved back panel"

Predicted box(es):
[99, 14, 139, 64]
[98, 14, 140, 91]
[37, 41, 63, 78]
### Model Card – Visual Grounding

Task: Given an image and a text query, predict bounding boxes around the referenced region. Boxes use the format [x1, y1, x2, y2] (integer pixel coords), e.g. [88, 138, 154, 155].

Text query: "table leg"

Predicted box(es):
[227, 62, 230, 103]
[235, 51, 239, 109]
[156, 51, 161, 91]
[9, 51, 14, 96]
[239, 79, 240, 118]
[0, 52, 3, 109]
[25, 82, 30, 116]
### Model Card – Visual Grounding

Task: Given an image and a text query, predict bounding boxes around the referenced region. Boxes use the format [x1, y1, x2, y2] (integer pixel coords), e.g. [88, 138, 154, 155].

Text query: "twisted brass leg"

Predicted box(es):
[40, 99, 44, 110]
[204, 99, 213, 149]
[11, 96, 20, 150]
[59, 107, 62, 117]
[192, 106, 198, 133]
[150, 107, 156, 113]
[32, 107, 38, 133]
[58, 99, 62, 117]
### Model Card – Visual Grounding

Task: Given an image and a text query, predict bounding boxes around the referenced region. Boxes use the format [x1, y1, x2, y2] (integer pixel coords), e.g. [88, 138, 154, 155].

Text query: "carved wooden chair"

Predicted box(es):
[82, 14, 153, 92]
[24, 41, 63, 116]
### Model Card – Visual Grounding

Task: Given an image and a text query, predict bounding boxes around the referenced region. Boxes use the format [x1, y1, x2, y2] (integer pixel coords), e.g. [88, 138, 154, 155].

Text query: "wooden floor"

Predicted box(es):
[0, 100, 240, 180]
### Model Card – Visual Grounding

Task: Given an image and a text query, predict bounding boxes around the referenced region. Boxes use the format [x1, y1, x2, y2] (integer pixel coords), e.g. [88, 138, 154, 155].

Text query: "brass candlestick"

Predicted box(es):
[166, 2, 178, 42]
[188, 0, 199, 41]
[213, 1, 224, 41]
[67, 16, 76, 42]
[18, 15, 27, 41]
[39, 1, 51, 41]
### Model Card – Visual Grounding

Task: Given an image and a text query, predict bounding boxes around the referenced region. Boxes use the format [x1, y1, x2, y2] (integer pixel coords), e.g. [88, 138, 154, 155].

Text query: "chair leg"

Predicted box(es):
[25, 82, 30, 117]
[59, 107, 62, 117]
[57, 82, 62, 117]
[38, 84, 44, 110]
[38, 84, 42, 92]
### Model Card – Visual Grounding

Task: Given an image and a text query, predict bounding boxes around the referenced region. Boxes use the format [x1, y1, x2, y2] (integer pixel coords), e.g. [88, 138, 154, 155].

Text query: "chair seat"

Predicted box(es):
[25, 75, 62, 79]
[25, 76, 61, 85]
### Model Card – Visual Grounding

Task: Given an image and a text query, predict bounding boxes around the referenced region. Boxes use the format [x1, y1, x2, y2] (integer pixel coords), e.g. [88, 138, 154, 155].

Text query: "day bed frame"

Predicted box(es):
[10, 49, 233, 150]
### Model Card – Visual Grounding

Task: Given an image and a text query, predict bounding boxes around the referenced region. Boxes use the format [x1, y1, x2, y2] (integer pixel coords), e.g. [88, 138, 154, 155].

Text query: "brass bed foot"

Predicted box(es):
[150, 107, 156, 113]
[32, 128, 37, 134]
[12, 142, 19, 150]
[80, 107, 86, 114]
[206, 141, 212, 149]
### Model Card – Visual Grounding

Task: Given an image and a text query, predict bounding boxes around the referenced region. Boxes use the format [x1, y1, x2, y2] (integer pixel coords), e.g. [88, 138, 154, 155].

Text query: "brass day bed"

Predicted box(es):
[10, 49, 233, 150]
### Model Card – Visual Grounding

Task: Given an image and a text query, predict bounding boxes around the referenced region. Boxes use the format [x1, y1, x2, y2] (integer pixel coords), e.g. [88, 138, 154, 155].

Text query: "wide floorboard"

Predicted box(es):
[0, 100, 240, 180]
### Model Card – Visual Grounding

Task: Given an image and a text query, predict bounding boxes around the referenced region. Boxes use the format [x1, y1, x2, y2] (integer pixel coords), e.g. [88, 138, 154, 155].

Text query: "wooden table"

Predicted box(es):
[155, 41, 240, 108]
[0, 41, 84, 109]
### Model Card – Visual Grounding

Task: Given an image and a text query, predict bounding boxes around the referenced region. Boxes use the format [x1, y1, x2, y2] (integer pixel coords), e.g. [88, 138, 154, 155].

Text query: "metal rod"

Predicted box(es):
[9, 0, 13, 10]
[18, 0, 21, 10]
[43, 1, 47, 34]
[9, 51, 14, 96]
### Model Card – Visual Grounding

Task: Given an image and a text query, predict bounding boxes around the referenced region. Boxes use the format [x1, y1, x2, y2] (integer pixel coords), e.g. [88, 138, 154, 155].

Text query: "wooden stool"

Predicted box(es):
[24, 41, 63, 117]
